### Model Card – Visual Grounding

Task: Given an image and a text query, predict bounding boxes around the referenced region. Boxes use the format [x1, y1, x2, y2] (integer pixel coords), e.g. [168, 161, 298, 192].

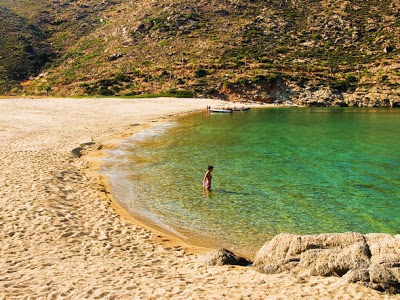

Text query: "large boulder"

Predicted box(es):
[254, 232, 400, 294]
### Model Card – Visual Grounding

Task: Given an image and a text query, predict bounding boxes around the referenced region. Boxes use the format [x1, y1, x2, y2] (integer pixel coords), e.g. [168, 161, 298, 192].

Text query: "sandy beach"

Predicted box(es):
[0, 97, 397, 299]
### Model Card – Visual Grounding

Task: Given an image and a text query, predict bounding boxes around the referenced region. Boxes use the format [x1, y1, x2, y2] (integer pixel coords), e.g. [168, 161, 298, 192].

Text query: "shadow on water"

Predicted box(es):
[215, 189, 254, 196]
[203, 188, 255, 199]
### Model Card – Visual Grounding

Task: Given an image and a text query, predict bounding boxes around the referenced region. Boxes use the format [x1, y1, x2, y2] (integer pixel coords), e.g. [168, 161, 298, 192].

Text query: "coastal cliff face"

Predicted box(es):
[254, 232, 400, 294]
[0, 0, 399, 105]
[211, 75, 400, 107]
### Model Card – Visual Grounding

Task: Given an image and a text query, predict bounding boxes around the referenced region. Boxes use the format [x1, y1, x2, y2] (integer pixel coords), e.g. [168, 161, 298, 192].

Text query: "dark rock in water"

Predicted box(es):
[202, 248, 252, 266]
[254, 232, 400, 294]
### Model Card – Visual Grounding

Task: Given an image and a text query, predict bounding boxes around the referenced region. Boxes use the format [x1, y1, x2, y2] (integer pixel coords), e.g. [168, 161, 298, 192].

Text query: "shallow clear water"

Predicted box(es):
[102, 108, 400, 257]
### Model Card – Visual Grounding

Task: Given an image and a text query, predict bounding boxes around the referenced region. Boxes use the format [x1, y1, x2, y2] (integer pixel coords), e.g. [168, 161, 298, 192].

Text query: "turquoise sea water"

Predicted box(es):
[102, 108, 400, 258]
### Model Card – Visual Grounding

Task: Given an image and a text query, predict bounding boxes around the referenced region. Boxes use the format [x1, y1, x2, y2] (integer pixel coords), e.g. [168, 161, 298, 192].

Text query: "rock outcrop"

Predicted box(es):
[289, 83, 400, 108]
[254, 232, 400, 294]
[221, 76, 291, 104]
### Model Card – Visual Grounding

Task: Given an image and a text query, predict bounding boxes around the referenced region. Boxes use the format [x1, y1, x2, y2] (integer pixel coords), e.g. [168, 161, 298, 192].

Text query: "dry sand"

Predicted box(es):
[0, 97, 397, 299]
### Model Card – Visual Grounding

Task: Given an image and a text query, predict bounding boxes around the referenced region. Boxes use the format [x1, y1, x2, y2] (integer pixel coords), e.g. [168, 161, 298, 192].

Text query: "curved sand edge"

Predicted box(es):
[0, 97, 393, 299]
[83, 113, 214, 256]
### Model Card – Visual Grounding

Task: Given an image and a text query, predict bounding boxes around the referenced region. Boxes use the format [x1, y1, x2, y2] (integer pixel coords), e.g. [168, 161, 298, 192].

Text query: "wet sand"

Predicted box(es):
[0, 97, 395, 299]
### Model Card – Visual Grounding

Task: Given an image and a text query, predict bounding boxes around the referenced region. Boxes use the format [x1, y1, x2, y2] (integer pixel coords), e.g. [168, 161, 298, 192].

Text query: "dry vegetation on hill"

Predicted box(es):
[1, 0, 399, 106]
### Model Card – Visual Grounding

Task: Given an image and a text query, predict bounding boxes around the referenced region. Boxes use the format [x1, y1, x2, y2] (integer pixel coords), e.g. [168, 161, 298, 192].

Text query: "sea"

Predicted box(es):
[101, 107, 400, 258]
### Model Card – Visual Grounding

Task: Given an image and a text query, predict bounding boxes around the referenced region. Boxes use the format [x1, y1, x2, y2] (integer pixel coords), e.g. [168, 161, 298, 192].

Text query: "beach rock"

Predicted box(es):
[366, 233, 400, 258]
[254, 232, 369, 275]
[71, 147, 83, 158]
[71, 141, 96, 158]
[299, 240, 370, 277]
[254, 232, 400, 294]
[368, 263, 400, 294]
[343, 269, 370, 283]
[201, 248, 252, 266]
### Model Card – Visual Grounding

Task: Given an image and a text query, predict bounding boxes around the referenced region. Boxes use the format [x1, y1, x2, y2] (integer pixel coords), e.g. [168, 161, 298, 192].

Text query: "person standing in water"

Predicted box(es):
[203, 165, 213, 190]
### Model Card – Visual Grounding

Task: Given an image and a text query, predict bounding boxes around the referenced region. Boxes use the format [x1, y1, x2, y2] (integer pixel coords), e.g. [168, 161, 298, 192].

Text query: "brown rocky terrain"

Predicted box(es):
[0, 0, 399, 105]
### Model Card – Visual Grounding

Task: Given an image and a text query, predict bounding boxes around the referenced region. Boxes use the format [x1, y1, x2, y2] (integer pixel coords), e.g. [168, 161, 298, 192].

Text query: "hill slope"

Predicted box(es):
[0, 0, 119, 90]
[1, 0, 400, 106]
[0, 7, 53, 86]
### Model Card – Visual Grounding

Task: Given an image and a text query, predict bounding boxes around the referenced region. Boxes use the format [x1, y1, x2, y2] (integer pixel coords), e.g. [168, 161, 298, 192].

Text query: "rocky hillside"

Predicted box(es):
[0, 0, 119, 90]
[1, 0, 400, 106]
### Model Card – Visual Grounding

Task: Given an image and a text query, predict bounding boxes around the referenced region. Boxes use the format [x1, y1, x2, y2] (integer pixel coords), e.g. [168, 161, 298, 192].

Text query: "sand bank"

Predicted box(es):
[0, 97, 395, 299]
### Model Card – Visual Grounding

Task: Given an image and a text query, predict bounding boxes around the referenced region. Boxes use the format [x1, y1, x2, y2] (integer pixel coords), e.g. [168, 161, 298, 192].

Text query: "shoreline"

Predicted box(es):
[94, 105, 400, 261]
[85, 104, 272, 260]
[0, 97, 393, 299]
[84, 112, 217, 257]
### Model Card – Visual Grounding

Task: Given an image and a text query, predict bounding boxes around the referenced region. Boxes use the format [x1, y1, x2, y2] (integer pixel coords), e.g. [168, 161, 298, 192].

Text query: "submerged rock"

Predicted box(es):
[201, 248, 252, 266]
[254, 232, 400, 294]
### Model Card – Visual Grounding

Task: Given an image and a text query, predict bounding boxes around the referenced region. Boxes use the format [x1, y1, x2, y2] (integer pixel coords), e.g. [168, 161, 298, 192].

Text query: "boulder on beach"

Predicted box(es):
[254, 232, 400, 294]
[201, 248, 252, 266]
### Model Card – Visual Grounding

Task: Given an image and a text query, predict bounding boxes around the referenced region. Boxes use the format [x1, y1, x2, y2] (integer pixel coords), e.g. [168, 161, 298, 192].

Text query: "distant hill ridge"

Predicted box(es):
[1, 0, 399, 106]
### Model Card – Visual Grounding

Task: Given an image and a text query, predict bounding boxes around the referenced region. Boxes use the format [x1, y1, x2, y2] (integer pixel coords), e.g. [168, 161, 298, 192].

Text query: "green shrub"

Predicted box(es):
[380, 74, 389, 82]
[80, 83, 95, 95]
[111, 86, 121, 93]
[114, 74, 131, 82]
[98, 86, 114, 96]
[194, 68, 207, 78]
[64, 70, 76, 83]
[160, 70, 170, 78]
[44, 84, 51, 96]
[312, 33, 322, 40]
[276, 47, 289, 54]
[265, 73, 279, 84]
[346, 74, 357, 83]
[23, 44, 34, 53]
[98, 79, 114, 86]
[331, 80, 349, 92]
[331, 73, 358, 92]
